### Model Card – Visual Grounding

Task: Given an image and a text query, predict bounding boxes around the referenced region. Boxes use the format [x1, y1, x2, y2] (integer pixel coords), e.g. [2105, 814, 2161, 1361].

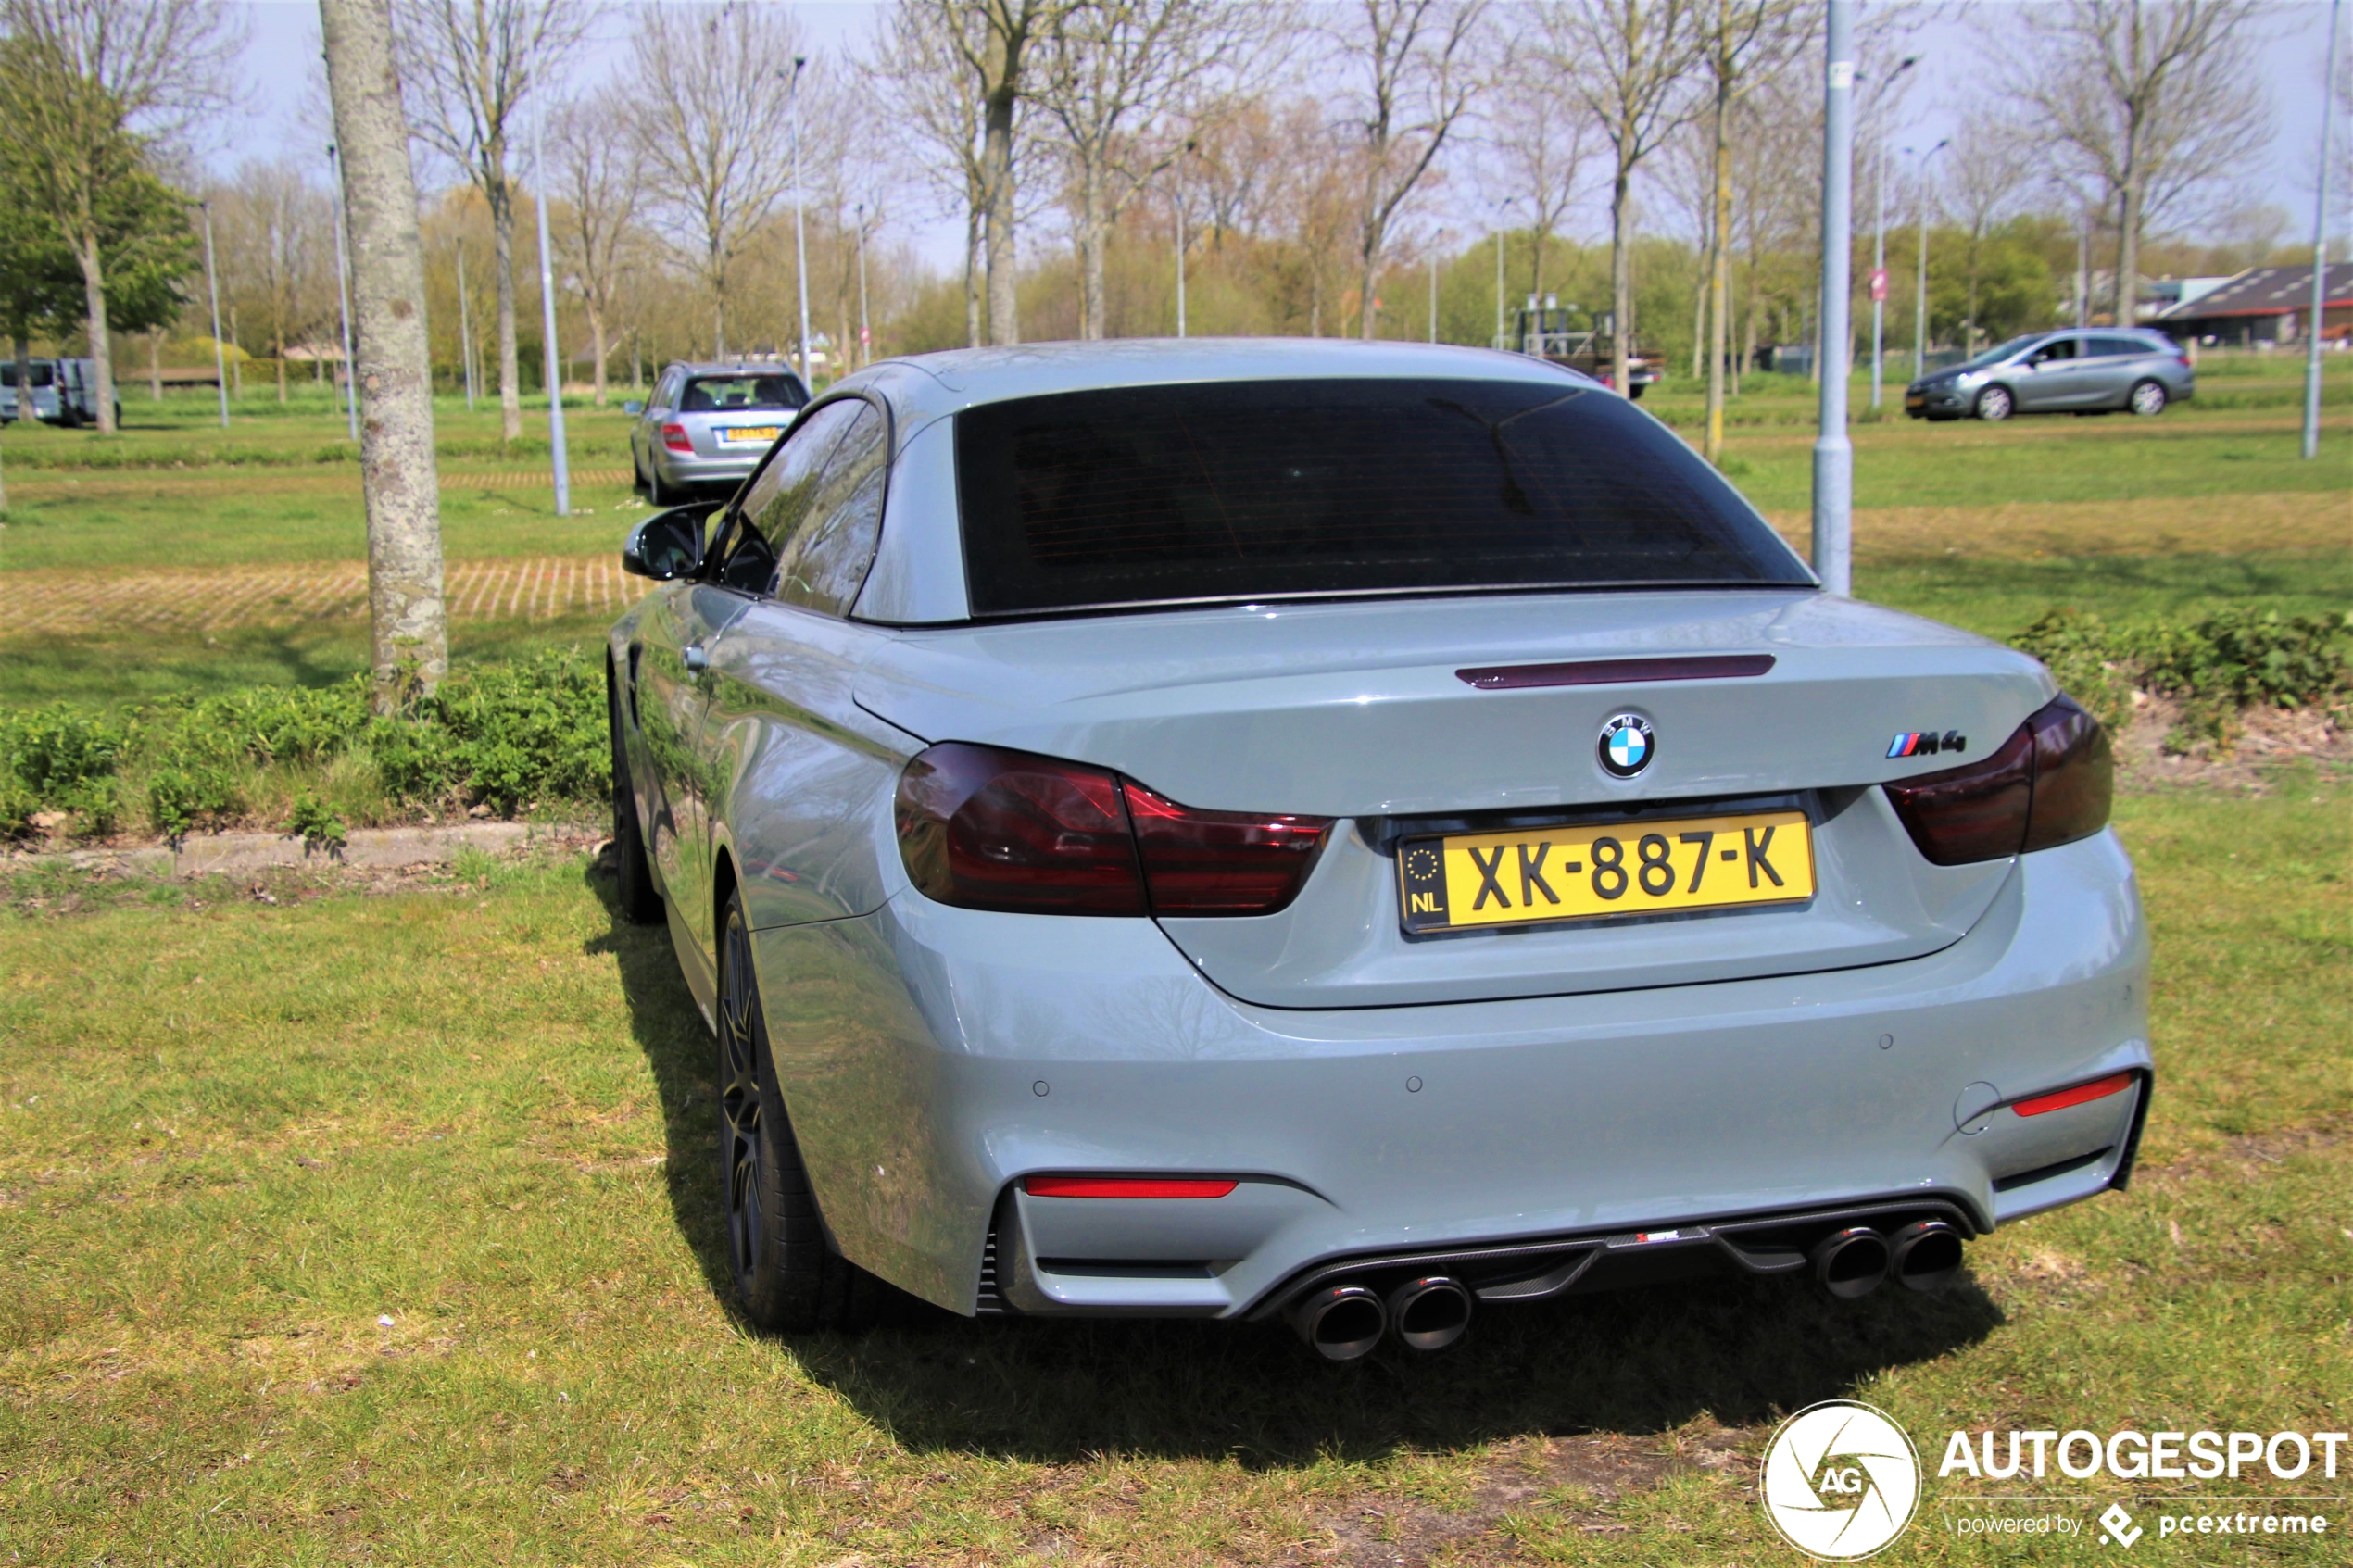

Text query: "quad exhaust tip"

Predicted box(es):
[1290, 1284, 1386, 1361]
[1810, 1226, 1892, 1300]
[1890, 1219, 1966, 1293]
[1386, 1276, 1473, 1353]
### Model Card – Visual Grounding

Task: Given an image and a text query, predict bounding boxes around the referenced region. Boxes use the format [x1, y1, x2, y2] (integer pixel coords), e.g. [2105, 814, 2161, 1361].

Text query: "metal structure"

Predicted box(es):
[197, 201, 228, 428]
[1869, 56, 1917, 409]
[533, 103, 571, 517]
[1813, 0, 1855, 597]
[790, 57, 812, 389]
[326, 144, 359, 442]
[1503, 296, 1658, 398]
[457, 246, 477, 412]
[2306, 0, 2343, 461]
[1907, 141, 1946, 396]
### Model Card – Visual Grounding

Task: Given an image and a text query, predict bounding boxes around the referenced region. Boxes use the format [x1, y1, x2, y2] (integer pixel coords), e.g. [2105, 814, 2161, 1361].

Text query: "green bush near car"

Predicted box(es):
[0, 648, 607, 840]
[2014, 606, 2350, 748]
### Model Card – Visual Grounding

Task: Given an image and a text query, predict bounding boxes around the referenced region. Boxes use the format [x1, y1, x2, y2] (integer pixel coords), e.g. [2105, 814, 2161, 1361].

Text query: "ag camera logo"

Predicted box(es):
[1760, 1399, 1921, 1560]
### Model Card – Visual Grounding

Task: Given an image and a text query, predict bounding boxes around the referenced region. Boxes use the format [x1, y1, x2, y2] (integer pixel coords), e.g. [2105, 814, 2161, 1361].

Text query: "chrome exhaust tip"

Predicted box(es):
[1385, 1276, 1473, 1353]
[1290, 1284, 1386, 1361]
[1889, 1219, 1966, 1293]
[1810, 1226, 1891, 1300]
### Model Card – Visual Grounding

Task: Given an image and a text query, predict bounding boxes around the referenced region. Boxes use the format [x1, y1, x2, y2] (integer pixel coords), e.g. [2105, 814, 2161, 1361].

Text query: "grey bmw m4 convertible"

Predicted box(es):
[608, 340, 2149, 1359]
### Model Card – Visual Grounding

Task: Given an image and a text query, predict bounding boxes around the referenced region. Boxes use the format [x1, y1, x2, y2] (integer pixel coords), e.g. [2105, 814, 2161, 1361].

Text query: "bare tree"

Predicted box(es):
[212, 159, 338, 401]
[1484, 41, 1594, 300]
[1034, 0, 1253, 339]
[321, 0, 446, 708]
[2011, 0, 2267, 325]
[627, 1, 800, 358]
[1328, 0, 1485, 340]
[1943, 113, 2032, 352]
[0, 0, 239, 433]
[1543, 0, 1704, 393]
[872, 0, 998, 346]
[947, 0, 1069, 345]
[547, 86, 640, 406]
[1694, 0, 1808, 459]
[396, 0, 596, 438]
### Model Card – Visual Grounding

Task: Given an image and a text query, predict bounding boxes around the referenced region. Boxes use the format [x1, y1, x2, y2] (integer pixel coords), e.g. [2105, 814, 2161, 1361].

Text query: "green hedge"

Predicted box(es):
[1, 649, 607, 842]
[2014, 607, 2351, 751]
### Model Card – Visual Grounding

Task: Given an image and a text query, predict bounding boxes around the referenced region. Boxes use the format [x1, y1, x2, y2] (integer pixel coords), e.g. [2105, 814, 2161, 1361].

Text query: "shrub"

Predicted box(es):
[2011, 607, 2350, 755]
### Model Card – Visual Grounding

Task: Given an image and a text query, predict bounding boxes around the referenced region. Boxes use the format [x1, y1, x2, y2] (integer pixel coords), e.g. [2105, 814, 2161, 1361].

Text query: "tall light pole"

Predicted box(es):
[1869, 56, 1919, 409]
[855, 201, 872, 370]
[533, 100, 570, 517]
[1813, 0, 1856, 597]
[787, 57, 811, 387]
[326, 144, 359, 441]
[197, 200, 228, 428]
[457, 245, 477, 412]
[1493, 207, 1511, 349]
[2304, 0, 2343, 461]
[1174, 140, 1195, 338]
[1908, 139, 1948, 377]
[1428, 229, 1450, 343]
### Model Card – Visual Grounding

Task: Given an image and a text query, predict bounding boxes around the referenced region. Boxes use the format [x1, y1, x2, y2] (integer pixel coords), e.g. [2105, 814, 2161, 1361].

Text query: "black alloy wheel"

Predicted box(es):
[716, 892, 875, 1332]
[607, 669, 664, 924]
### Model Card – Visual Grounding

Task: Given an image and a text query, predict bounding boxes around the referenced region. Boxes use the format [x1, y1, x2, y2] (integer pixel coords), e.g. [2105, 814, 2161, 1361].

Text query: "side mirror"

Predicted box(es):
[622, 505, 713, 580]
[622, 399, 644, 416]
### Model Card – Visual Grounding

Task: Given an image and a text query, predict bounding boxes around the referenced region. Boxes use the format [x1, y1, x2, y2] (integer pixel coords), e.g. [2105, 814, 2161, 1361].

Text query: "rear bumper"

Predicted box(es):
[751, 829, 2149, 1318]
[652, 447, 763, 488]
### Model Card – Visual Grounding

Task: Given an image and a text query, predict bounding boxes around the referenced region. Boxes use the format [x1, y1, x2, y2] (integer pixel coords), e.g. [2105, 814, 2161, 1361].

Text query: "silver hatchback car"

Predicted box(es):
[609, 341, 2149, 1358]
[626, 361, 811, 502]
[1906, 328, 2194, 422]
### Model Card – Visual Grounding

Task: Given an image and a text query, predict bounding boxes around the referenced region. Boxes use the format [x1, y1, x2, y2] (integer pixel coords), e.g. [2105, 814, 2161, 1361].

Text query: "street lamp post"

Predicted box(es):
[1491, 197, 1517, 350]
[1428, 230, 1449, 344]
[2304, 0, 2343, 461]
[326, 144, 359, 441]
[1869, 56, 1918, 410]
[1174, 141, 1195, 338]
[1908, 139, 1949, 378]
[855, 202, 871, 370]
[787, 58, 812, 388]
[197, 200, 228, 428]
[533, 101, 571, 517]
[1813, 0, 1856, 597]
[457, 245, 477, 412]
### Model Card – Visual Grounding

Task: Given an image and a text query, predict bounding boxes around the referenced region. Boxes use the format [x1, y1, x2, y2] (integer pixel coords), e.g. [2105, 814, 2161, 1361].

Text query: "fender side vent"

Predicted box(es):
[975, 1223, 1008, 1315]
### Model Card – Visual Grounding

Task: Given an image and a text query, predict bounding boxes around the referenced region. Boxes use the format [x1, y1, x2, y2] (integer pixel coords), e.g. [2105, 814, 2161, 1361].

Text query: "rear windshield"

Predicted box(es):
[680, 373, 805, 414]
[955, 377, 1812, 617]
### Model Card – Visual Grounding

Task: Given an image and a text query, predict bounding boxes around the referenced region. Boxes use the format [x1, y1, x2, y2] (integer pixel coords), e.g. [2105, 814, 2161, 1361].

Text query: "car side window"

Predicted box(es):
[775, 402, 889, 616]
[2092, 336, 2144, 358]
[2031, 338, 2079, 365]
[706, 399, 865, 596]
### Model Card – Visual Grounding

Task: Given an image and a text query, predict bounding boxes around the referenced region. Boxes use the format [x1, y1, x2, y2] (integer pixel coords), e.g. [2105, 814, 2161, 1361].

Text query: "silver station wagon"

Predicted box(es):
[1906, 328, 2195, 421]
[607, 341, 2150, 1359]
[626, 360, 812, 503]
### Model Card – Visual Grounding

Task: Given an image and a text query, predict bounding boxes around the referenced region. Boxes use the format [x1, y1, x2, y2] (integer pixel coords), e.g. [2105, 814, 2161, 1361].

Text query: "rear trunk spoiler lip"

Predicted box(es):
[1456, 653, 1777, 690]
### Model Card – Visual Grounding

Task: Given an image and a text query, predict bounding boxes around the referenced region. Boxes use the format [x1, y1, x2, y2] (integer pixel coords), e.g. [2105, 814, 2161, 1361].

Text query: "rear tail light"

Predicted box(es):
[661, 422, 692, 453]
[894, 742, 1331, 918]
[1024, 1175, 1238, 1198]
[2011, 1072, 2135, 1118]
[1125, 782, 1329, 914]
[1884, 694, 2112, 865]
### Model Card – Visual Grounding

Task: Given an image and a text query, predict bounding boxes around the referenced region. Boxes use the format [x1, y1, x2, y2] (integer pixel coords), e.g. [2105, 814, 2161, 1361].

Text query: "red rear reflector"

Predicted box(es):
[1024, 1176, 1239, 1199]
[2012, 1073, 2134, 1118]
[661, 422, 692, 453]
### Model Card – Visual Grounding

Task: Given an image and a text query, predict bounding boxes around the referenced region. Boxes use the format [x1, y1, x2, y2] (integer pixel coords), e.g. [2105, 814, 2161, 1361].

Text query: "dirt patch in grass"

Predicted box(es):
[2112, 696, 2350, 792]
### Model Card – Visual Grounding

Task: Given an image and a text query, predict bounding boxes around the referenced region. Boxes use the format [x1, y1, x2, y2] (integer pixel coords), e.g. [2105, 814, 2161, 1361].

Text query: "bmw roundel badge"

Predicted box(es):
[1598, 712, 1655, 778]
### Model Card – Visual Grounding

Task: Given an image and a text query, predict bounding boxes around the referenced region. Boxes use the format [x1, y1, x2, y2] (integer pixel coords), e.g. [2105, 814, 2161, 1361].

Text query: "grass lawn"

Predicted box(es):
[0, 779, 2344, 1564]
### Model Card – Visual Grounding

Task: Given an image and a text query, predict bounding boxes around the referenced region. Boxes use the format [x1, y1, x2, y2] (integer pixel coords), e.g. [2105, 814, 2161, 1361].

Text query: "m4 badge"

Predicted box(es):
[1887, 730, 1967, 759]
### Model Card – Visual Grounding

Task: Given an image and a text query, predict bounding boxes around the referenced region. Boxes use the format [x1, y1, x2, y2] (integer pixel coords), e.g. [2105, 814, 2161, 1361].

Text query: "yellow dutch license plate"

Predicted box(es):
[721, 425, 782, 445]
[1398, 809, 1814, 934]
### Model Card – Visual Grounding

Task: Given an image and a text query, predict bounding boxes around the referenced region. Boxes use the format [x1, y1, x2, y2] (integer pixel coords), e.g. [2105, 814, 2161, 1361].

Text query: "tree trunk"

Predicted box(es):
[72, 230, 119, 433]
[963, 209, 984, 348]
[983, 68, 1021, 346]
[2114, 170, 2142, 328]
[1081, 161, 1107, 341]
[148, 333, 162, 400]
[1704, 74, 1731, 462]
[11, 336, 30, 428]
[321, 0, 448, 709]
[589, 309, 608, 408]
[491, 177, 522, 441]
[1608, 164, 1633, 395]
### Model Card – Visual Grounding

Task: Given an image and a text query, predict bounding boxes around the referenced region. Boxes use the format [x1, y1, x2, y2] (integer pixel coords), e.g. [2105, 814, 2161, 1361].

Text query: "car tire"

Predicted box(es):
[717, 890, 876, 1334]
[608, 671, 664, 925]
[648, 462, 678, 506]
[1973, 385, 2014, 422]
[2129, 379, 2168, 417]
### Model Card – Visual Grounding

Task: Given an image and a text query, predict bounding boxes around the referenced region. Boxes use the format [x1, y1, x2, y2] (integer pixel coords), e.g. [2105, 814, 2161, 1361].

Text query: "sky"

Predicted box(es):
[220, 0, 2347, 276]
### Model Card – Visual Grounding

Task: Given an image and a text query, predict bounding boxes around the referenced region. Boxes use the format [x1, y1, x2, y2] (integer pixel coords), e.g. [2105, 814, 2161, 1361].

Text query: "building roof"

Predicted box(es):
[2156, 263, 2353, 320]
